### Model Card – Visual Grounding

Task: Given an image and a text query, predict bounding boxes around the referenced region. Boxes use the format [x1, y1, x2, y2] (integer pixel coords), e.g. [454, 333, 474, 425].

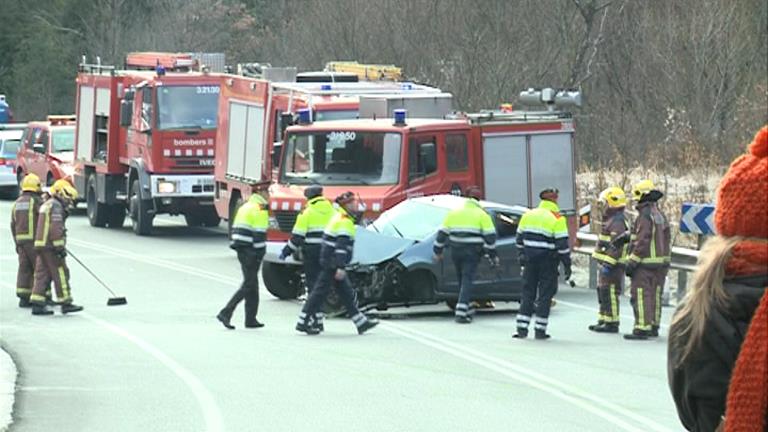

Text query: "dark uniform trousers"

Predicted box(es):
[630, 266, 667, 330]
[597, 265, 625, 323]
[302, 246, 322, 297]
[221, 249, 264, 322]
[31, 250, 71, 304]
[16, 243, 37, 300]
[303, 268, 362, 319]
[453, 246, 481, 310]
[519, 256, 559, 323]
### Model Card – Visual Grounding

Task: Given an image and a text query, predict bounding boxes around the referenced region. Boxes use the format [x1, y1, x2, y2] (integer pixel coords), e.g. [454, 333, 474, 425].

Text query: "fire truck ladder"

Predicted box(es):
[324, 61, 403, 81]
[78, 56, 116, 75]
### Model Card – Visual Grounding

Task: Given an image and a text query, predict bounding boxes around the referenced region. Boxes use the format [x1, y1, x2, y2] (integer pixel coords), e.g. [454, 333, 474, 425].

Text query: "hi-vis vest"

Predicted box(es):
[515, 200, 570, 260]
[230, 194, 269, 250]
[34, 197, 67, 249]
[433, 199, 497, 257]
[11, 192, 41, 244]
[319, 206, 356, 269]
[288, 197, 336, 251]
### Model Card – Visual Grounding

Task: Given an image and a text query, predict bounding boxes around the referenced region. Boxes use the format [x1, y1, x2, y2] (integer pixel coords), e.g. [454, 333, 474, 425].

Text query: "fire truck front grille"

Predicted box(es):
[274, 211, 298, 232]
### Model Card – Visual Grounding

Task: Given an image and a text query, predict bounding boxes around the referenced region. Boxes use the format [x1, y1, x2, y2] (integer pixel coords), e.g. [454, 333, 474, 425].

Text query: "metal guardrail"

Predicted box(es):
[574, 232, 700, 302]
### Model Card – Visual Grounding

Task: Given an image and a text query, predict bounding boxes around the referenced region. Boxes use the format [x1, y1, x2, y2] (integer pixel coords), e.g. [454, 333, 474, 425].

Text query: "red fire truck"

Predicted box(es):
[261, 88, 582, 296]
[213, 74, 445, 228]
[73, 53, 222, 234]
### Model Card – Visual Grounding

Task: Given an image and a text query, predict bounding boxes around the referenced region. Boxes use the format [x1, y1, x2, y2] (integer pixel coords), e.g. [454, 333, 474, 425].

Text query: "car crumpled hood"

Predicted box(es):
[350, 228, 415, 266]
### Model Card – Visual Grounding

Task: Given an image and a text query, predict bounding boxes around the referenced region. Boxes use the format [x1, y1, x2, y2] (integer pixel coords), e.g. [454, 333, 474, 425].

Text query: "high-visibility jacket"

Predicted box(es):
[287, 197, 336, 252]
[628, 201, 670, 267]
[319, 206, 356, 269]
[516, 200, 570, 264]
[433, 199, 497, 258]
[230, 194, 269, 251]
[11, 192, 42, 245]
[34, 197, 67, 250]
[592, 207, 630, 267]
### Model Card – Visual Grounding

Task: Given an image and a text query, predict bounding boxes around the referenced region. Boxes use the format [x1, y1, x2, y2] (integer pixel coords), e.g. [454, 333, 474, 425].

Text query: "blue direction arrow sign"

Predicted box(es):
[680, 203, 716, 235]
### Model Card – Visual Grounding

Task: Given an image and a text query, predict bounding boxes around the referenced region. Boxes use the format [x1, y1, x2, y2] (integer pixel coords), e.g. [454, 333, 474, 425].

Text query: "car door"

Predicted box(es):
[476, 208, 524, 299]
[30, 128, 50, 183]
[18, 127, 38, 177]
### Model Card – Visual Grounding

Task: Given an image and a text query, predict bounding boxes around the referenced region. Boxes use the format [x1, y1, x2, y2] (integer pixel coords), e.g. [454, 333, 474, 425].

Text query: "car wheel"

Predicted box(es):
[87, 175, 108, 227]
[262, 261, 304, 300]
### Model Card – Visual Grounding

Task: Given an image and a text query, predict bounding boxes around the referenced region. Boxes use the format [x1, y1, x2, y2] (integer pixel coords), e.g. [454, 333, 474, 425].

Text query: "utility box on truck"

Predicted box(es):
[359, 93, 453, 119]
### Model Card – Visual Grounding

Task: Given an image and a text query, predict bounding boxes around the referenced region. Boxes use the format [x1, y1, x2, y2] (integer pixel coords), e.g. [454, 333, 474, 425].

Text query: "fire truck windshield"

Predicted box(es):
[52, 128, 75, 153]
[156, 85, 219, 130]
[281, 131, 402, 185]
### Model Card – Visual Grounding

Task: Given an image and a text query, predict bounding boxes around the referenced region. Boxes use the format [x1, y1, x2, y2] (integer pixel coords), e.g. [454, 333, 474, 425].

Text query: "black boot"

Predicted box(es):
[513, 328, 528, 339]
[18, 297, 31, 308]
[357, 318, 379, 335]
[31, 304, 54, 316]
[296, 321, 321, 335]
[535, 329, 551, 340]
[216, 311, 235, 330]
[454, 316, 472, 324]
[61, 303, 83, 314]
[650, 326, 660, 337]
[589, 322, 619, 333]
[244, 319, 264, 329]
[623, 329, 652, 340]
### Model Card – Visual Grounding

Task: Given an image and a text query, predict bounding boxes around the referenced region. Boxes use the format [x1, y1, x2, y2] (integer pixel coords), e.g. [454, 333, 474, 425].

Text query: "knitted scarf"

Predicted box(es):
[725, 239, 768, 277]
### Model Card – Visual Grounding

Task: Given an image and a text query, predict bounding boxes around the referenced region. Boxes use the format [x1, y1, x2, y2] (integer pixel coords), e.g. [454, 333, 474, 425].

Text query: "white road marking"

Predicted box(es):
[60, 238, 673, 431]
[382, 321, 674, 432]
[81, 313, 224, 432]
[555, 299, 670, 330]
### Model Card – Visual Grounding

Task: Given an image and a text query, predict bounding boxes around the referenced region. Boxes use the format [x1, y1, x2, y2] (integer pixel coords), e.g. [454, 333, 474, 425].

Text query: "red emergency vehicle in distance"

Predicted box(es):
[261, 88, 582, 297]
[73, 53, 222, 234]
[16, 115, 77, 187]
[213, 74, 444, 229]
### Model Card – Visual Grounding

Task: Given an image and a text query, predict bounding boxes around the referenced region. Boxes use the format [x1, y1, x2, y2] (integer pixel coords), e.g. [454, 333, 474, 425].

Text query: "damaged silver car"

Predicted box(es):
[262, 194, 526, 312]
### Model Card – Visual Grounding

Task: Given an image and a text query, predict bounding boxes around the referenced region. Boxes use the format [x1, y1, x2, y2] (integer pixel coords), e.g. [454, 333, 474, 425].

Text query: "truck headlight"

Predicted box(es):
[157, 181, 178, 194]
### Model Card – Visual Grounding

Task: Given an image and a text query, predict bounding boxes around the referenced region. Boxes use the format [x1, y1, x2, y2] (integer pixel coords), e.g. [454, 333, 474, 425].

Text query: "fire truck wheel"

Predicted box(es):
[200, 207, 220, 227]
[107, 204, 126, 228]
[130, 179, 153, 236]
[262, 261, 303, 300]
[87, 176, 108, 227]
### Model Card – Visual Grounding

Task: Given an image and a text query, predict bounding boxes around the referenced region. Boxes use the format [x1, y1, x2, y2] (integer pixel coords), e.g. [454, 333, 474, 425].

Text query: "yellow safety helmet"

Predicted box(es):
[49, 179, 79, 201]
[21, 173, 42, 192]
[631, 179, 655, 201]
[598, 186, 627, 208]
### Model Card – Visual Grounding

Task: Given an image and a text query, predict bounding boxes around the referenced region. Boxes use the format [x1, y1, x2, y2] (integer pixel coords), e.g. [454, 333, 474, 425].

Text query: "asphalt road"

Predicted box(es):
[0, 199, 683, 432]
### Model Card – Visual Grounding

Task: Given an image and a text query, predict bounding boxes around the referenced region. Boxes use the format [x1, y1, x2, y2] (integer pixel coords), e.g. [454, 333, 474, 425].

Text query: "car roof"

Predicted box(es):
[409, 194, 528, 214]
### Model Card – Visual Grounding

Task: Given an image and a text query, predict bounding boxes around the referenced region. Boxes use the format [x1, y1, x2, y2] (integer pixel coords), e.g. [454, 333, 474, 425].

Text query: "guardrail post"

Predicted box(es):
[676, 270, 688, 303]
[589, 256, 597, 290]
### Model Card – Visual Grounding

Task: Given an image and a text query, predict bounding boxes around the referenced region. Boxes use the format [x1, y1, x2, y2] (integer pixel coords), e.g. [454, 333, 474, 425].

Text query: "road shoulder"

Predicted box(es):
[0, 345, 16, 432]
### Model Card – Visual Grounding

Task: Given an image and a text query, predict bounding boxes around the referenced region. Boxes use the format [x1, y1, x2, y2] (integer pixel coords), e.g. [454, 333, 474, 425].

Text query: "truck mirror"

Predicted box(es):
[119, 99, 133, 127]
[271, 142, 282, 169]
[123, 89, 135, 101]
[279, 112, 294, 137]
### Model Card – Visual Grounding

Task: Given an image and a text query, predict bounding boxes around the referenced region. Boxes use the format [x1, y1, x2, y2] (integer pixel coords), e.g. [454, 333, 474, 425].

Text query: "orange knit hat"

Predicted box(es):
[716, 126, 768, 238]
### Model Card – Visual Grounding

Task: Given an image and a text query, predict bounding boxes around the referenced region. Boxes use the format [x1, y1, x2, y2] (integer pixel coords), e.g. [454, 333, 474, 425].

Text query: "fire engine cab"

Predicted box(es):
[213, 72, 445, 228]
[73, 53, 222, 234]
[261, 88, 581, 296]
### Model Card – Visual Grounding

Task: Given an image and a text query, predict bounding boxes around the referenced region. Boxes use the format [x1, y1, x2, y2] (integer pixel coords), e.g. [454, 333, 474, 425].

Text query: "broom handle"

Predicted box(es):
[65, 248, 119, 297]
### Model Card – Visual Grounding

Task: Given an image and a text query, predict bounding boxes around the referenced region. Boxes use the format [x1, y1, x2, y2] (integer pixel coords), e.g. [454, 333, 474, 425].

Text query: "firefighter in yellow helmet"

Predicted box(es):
[10, 174, 44, 307]
[514, 187, 571, 339]
[433, 186, 499, 324]
[217, 191, 269, 330]
[624, 179, 671, 340]
[588, 186, 630, 333]
[30, 179, 83, 315]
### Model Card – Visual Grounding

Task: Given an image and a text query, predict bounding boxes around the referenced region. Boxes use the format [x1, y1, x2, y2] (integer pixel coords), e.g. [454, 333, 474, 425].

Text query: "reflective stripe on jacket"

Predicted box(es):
[34, 197, 67, 249]
[592, 208, 630, 266]
[288, 197, 336, 251]
[628, 201, 671, 266]
[516, 200, 570, 262]
[230, 194, 269, 250]
[11, 192, 41, 244]
[433, 199, 497, 257]
[320, 207, 356, 269]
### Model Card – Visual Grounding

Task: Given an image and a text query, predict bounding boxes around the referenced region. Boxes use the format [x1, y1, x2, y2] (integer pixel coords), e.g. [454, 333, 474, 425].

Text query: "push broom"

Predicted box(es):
[66, 248, 128, 306]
